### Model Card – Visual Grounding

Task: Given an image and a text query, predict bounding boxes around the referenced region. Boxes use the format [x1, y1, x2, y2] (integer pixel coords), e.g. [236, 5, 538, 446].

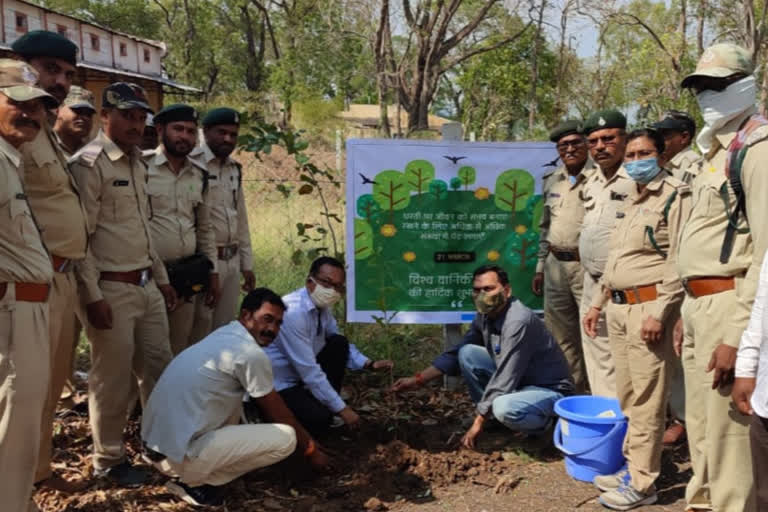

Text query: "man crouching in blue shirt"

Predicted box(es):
[392, 264, 574, 448]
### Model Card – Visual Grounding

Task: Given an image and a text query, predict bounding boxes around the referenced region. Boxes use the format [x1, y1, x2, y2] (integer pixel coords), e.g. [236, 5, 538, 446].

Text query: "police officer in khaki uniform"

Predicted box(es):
[71, 82, 177, 487]
[190, 108, 254, 341]
[0, 59, 59, 512]
[532, 120, 594, 393]
[676, 43, 764, 512]
[145, 104, 219, 355]
[54, 85, 96, 157]
[653, 111, 699, 446]
[584, 129, 691, 510]
[11, 30, 90, 492]
[578, 110, 636, 398]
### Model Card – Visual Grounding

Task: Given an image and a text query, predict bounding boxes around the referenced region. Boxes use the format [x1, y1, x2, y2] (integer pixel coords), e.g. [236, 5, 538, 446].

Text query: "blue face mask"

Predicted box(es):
[624, 157, 661, 184]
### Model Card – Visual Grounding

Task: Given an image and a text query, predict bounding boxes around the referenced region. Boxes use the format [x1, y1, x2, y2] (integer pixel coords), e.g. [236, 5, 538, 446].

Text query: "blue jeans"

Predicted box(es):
[458, 344, 563, 434]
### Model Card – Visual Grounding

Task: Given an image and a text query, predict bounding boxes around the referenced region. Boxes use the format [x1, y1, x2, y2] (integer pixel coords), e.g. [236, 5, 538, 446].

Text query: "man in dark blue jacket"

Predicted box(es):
[392, 264, 574, 448]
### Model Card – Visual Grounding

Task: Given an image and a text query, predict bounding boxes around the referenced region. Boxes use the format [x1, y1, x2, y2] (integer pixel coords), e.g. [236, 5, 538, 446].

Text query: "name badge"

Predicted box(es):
[208, 175, 218, 180]
[113, 179, 129, 187]
[616, 211, 625, 219]
[610, 191, 627, 201]
[548, 192, 561, 198]
[15, 193, 26, 200]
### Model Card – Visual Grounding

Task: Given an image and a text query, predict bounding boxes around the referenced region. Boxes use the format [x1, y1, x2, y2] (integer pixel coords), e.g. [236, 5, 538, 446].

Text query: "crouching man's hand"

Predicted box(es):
[461, 415, 485, 450]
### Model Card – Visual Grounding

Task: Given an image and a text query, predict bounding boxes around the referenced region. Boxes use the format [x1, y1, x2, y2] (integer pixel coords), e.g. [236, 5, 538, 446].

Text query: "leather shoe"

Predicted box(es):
[663, 422, 686, 445]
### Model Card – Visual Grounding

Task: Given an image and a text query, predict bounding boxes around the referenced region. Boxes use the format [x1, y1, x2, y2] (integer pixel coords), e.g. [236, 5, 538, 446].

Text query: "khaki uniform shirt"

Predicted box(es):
[665, 146, 701, 184]
[21, 125, 88, 261]
[0, 136, 52, 284]
[578, 165, 637, 278]
[144, 148, 217, 271]
[190, 143, 253, 272]
[591, 171, 692, 321]
[677, 107, 768, 347]
[70, 131, 169, 304]
[536, 163, 596, 273]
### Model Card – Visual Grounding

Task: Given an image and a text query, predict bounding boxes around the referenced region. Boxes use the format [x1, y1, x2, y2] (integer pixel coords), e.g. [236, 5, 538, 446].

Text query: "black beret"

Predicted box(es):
[12, 30, 78, 66]
[202, 107, 240, 127]
[582, 109, 627, 135]
[549, 120, 582, 142]
[154, 103, 198, 125]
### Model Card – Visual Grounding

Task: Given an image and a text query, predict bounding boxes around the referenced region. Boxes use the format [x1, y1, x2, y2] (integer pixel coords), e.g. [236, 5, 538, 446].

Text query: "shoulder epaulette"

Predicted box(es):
[68, 140, 103, 167]
[746, 124, 768, 147]
[542, 169, 556, 180]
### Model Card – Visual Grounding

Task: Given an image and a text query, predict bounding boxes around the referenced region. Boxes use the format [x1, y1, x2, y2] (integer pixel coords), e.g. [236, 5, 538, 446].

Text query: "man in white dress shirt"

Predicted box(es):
[734, 253, 768, 509]
[264, 257, 392, 434]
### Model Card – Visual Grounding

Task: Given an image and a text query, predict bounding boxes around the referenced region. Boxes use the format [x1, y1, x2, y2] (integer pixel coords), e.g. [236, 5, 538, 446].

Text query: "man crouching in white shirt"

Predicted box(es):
[265, 257, 393, 434]
[141, 288, 330, 507]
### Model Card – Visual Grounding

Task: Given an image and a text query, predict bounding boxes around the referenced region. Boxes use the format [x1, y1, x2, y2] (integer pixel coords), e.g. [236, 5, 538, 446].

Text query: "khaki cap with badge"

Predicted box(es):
[0, 59, 58, 108]
[681, 43, 754, 87]
[62, 85, 96, 112]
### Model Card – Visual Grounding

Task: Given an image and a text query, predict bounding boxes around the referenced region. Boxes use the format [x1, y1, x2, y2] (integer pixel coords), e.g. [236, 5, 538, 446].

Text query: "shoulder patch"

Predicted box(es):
[745, 124, 768, 147]
[542, 170, 556, 180]
[68, 140, 103, 168]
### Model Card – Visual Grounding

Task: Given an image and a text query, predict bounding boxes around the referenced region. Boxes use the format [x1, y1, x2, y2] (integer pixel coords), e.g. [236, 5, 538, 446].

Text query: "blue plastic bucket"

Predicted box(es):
[553, 395, 628, 482]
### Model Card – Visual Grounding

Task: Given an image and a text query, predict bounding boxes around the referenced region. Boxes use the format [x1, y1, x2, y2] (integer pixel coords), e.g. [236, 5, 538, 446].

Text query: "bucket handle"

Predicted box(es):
[553, 419, 625, 457]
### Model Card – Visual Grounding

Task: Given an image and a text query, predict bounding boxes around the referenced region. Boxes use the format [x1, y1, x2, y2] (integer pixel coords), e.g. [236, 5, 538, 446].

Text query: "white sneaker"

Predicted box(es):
[330, 415, 345, 428]
[599, 483, 657, 510]
[593, 468, 629, 492]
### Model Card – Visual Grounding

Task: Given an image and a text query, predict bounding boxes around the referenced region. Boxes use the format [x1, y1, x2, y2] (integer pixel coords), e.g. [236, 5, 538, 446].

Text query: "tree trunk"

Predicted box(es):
[697, 0, 706, 55]
[528, 0, 547, 132]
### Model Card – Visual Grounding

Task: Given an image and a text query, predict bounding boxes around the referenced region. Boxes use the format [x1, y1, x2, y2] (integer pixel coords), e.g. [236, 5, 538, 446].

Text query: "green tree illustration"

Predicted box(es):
[450, 177, 462, 191]
[528, 195, 544, 233]
[405, 159, 435, 196]
[356, 194, 382, 222]
[354, 219, 374, 260]
[457, 166, 476, 190]
[428, 179, 448, 200]
[504, 227, 539, 269]
[373, 170, 411, 223]
[494, 169, 535, 218]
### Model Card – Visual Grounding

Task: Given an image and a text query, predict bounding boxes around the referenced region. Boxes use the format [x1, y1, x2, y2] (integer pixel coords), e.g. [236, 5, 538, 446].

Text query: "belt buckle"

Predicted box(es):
[611, 290, 626, 304]
[138, 269, 150, 287]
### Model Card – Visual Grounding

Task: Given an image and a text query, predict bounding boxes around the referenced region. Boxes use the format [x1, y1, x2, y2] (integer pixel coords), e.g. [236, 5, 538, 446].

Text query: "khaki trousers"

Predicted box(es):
[85, 279, 172, 471]
[36, 270, 79, 482]
[155, 423, 296, 487]
[580, 272, 616, 398]
[681, 290, 756, 511]
[606, 301, 673, 493]
[543, 254, 586, 393]
[0, 295, 50, 512]
[191, 256, 240, 343]
[668, 355, 686, 422]
[169, 296, 200, 356]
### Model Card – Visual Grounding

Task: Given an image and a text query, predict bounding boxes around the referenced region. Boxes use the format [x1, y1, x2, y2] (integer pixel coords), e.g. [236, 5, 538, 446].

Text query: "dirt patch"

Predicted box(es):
[35, 374, 689, 511]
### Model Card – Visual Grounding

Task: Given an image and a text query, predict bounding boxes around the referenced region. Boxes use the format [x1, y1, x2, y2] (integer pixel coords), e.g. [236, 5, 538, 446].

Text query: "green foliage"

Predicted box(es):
[504, 227, 539, 269]
[405, 160, 436, 195]
[357, 194, 382, 223]
[450, 177, 463, 191]
[457, 166, 476, 190]
[528, 195, 545, 233]
[494, 169, 535, 213]
[373, 170, 411, 222]
[428, 179, 448, 200]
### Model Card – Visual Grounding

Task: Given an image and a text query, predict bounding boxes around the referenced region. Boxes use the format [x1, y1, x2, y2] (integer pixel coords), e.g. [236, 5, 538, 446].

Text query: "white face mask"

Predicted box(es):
[696, 75, 757, 153]
[309, 278, 342, 309]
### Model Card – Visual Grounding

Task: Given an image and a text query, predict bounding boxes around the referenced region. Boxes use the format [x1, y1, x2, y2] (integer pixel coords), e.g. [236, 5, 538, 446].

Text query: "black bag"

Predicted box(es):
[165, 254, 213, 299]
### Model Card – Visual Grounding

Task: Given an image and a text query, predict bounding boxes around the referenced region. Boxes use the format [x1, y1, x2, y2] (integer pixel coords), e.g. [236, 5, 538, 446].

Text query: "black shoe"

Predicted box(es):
[95, 461, 149, 487]
[166, 480, 224, 507]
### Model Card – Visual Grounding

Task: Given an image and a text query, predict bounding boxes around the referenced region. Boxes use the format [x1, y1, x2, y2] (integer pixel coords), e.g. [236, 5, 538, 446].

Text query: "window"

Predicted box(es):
[15, 12, 27, 33]
[56, 24, 67, 36]
[90, 33, 99, 51]
[119, 42, 127, 57]
[143, 48, 151, 63]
